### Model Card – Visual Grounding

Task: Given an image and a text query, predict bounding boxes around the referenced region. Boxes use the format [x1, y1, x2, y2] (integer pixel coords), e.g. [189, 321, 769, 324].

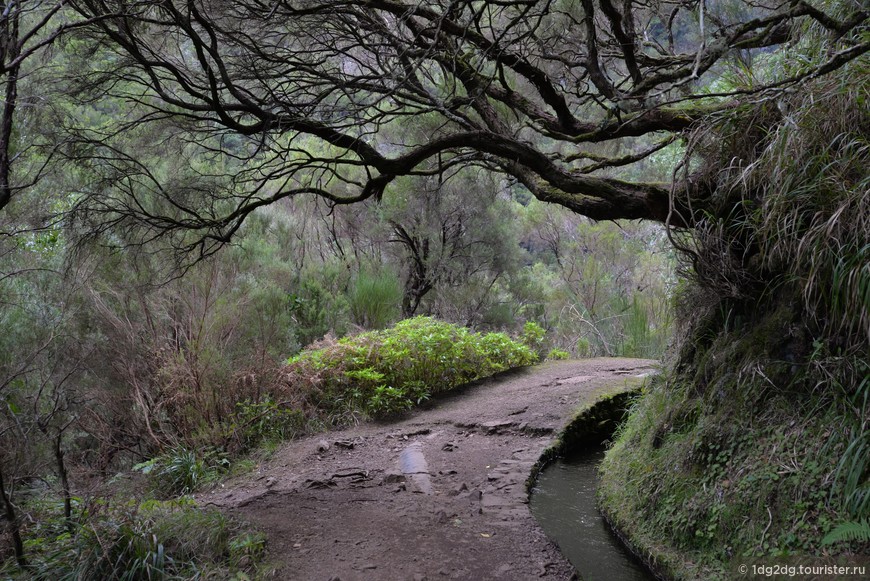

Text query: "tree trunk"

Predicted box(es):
[0, 463, 25, 567]
[0, 6, 20, 212]
[53, 434, 73, 531]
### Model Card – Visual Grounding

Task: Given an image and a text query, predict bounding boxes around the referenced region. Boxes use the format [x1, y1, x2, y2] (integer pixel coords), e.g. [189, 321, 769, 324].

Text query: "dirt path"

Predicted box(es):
[201, 358, 656, 581]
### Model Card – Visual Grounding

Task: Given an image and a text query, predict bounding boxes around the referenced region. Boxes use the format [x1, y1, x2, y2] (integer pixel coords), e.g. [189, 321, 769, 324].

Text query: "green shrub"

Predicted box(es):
[546, 348, 570, 360]
[619, 295, 655, 357]
[289, 267, 351, 346]
[229, 397, 307, 451]
[285, 316, 537, 418]
[519, 320, 547, 357]
[134, 447, 229, 496]
[228, 531, 268, 568]
[347, 268, 403, 329]
[22, 498, 265, 580]
[575, 337, 591, 356]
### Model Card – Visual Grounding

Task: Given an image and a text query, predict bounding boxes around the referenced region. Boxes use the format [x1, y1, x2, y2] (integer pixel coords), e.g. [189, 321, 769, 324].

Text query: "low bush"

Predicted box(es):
[4, 497, 266, 580]
[546, 348, 570, 360]
[228, 397, 308, 451]
[134, 447, 230, 496]
[519, 321, 548, 358]
[284, 316, 538, 418]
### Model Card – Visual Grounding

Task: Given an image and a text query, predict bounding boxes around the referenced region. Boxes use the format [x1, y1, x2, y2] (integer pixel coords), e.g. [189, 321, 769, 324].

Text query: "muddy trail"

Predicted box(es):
[201, 358, 656, 581]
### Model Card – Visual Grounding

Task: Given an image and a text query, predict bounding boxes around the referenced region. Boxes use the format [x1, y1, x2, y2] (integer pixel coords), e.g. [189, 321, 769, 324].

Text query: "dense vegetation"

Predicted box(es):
[16, 498, 268, 580]
[1, 0, 867, 577]
[285, 317, 541, 418]
[1, 175, 671, 574]
[599, 24, 870, 577]
[0, 311, 548, 576]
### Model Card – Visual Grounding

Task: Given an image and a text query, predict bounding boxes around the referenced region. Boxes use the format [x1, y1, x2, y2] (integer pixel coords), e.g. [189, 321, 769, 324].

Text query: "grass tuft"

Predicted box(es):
[7, 498, 267, 581]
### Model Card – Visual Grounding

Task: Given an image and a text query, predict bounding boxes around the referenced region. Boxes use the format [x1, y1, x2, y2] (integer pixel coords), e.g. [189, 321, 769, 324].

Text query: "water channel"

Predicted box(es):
[530, 445, 656, 581]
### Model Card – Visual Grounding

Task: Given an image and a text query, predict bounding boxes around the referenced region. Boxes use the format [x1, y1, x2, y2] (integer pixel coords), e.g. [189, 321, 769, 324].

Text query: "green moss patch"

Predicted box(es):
[598, 296, 869, 580]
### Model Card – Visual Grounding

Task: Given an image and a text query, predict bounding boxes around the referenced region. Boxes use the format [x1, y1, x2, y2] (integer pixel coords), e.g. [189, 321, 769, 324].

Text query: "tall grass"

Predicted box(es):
[834, 368, 870, 520]
[21, 498, 265, 580]
[348, 268, 403, 329]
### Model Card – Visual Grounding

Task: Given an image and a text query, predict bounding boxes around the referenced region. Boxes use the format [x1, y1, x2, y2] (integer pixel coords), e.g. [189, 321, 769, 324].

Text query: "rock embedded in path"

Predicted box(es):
[303, 477, 336, 489]
[381, 471, 405, 484]
[399, 442, 433, 494]
[447, 482, 468, 496]
[482, 420, 515, 434]
[316, 439, 330, 453]
[495, 563, 515, 575]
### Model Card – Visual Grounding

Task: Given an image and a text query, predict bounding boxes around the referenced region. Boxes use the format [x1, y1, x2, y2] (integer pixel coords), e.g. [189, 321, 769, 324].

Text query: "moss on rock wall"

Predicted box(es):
[528, 385, 641, 491]
[599, 289, 867, 579]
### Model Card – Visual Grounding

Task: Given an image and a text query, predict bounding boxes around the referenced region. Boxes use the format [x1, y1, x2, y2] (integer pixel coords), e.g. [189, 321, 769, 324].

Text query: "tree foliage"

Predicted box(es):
[59, 0, 868, 255]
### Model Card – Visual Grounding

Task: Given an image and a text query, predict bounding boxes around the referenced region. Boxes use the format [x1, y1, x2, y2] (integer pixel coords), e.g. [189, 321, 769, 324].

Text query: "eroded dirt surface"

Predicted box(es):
[200, 358, 656, 581]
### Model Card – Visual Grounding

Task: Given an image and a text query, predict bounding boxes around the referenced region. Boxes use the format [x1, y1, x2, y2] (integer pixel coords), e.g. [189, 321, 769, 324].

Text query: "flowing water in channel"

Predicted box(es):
[530, 446, 656, 581]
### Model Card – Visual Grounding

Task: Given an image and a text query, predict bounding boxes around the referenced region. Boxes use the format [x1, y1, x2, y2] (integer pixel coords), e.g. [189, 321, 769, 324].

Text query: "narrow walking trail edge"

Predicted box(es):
[199, 358, 656, 581]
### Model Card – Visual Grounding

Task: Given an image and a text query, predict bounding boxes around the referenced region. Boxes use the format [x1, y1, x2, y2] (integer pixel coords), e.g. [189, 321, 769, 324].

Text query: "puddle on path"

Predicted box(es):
[399, 442, 433, 494]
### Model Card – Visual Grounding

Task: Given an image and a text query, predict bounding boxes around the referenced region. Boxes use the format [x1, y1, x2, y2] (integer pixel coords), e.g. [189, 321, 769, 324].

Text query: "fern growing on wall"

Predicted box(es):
[822, 519, 870, 545]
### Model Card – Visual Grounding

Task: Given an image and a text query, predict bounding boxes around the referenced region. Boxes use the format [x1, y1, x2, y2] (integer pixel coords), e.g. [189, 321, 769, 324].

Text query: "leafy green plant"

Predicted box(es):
[546, 348, 570, 360]
[22, 498, 265, 580]
[822, 519, 870, 545]
[229, 398, 307, 452]
[228, 531, 267, 568]
[520, 321, 547, 357]
[284, 316, 537, 418]
[134, 447, 228, 496]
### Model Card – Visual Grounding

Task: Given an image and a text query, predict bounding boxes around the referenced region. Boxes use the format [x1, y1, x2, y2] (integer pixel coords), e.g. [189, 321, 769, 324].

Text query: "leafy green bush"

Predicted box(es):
[284, 316, 537, 418]
[546, 348, 570, 360]
[519, 321, 547, 357]
[289, 268, 350, 346]
[231, 398, 307, 449]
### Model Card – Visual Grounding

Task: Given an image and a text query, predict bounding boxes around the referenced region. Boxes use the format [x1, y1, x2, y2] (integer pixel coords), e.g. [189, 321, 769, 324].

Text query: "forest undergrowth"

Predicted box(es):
[0, 316, 543, 578]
